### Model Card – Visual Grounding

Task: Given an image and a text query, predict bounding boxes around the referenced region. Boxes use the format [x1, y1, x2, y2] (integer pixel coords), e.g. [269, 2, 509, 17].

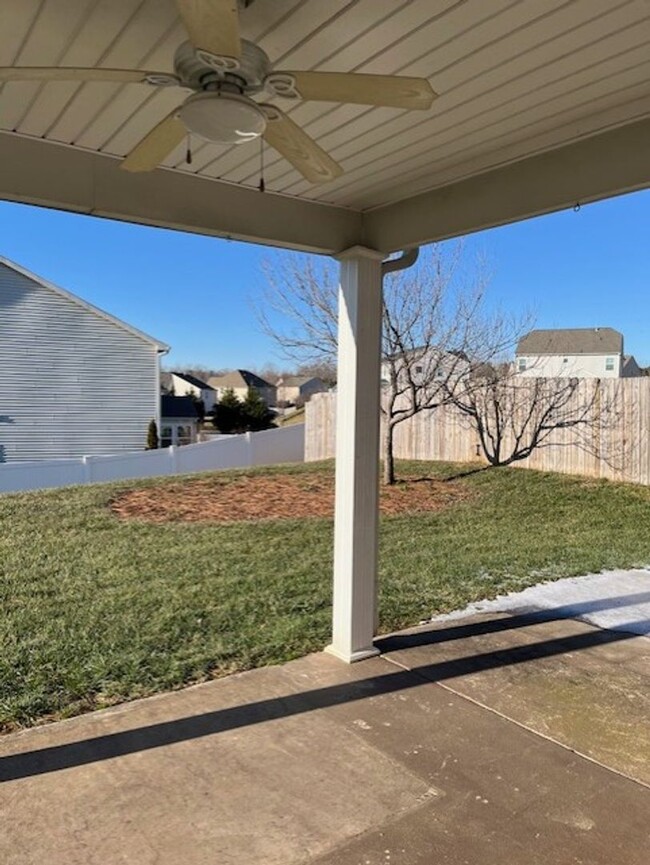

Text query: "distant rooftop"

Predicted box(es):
[516, 328, 623, 356]
[277, 375, 322, 387]
[208, 370, 274, 390]
[160, 395, 198, 419]
[170, 371, 214, 390]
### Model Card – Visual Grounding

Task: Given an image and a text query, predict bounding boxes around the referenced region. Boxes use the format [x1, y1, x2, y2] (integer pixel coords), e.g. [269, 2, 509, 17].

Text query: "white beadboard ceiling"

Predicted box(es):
[1, 0, 649, 252]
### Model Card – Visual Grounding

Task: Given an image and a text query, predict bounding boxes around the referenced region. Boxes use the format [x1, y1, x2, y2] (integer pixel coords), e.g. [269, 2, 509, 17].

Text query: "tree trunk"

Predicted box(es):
[382, 420, 396, 485]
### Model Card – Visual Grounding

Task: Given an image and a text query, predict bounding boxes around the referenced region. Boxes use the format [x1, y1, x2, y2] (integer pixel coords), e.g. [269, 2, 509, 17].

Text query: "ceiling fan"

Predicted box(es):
[0, 0, 437, 184]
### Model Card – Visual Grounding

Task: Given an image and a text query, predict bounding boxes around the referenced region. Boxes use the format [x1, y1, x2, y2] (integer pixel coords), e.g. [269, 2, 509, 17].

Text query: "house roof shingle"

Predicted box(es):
[277, 375, 318, 387]
[208, 370, 275, 390]
[516, 328, 623, 356]
[171, 371, 214, 390]
[161, 395, 198, 419]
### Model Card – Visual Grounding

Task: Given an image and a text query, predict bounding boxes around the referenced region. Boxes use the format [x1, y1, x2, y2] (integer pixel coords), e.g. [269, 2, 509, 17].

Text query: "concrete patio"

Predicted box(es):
[2, 583, 648, 864]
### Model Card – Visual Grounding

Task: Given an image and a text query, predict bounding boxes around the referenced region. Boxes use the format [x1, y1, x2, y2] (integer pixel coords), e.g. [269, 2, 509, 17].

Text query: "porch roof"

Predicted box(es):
[1, 0, 649, 254]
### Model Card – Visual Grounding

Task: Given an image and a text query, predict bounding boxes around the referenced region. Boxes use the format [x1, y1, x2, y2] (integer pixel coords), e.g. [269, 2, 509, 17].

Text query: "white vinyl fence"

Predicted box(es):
[0, 424, 305, 494]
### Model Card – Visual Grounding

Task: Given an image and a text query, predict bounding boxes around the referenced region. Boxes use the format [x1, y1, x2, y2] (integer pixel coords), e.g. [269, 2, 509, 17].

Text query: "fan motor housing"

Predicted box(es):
[174, 39, 271, 93]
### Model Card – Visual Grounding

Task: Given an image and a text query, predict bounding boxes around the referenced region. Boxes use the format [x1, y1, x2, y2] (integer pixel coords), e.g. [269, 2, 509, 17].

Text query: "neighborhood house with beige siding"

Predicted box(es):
[276, 375, 328, 405]
[0, 257, 168, 463]
[208, 370, 276, 406]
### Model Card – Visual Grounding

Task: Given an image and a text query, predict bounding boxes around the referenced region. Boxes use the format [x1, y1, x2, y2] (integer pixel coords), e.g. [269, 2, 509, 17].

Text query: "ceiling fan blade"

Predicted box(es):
[270, 71, 437, 110]
[0, 66, 178, 85]
[175, 0, 241, 63]
[261, 106, 342, 185]
[121, 111, 187, 173]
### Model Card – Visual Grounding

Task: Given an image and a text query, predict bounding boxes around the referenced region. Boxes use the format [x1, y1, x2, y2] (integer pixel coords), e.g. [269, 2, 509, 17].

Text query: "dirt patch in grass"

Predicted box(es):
[110, 472, 473, 524]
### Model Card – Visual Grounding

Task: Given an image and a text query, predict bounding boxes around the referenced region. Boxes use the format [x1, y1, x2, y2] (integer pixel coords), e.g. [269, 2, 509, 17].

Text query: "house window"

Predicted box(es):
[177, 425, 193, 446]
[160, 426, 172, 448]
[563, 357, 568, 364]
[605, 357, 615, 371]
[436, 367, 444, 378]
[518, 358, 527, 372]
[415, 365, 423, 374]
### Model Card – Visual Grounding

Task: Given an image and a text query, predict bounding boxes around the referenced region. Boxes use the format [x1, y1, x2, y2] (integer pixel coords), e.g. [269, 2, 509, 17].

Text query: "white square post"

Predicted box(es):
[326, 246, 384, 663]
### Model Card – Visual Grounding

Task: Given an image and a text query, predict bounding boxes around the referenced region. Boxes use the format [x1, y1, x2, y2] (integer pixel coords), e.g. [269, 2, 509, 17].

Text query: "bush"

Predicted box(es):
[212, 388, 276, 433]
[212, 389, 243, 433]
[242, 388, 275, 431]
[146, 419, 159, 450]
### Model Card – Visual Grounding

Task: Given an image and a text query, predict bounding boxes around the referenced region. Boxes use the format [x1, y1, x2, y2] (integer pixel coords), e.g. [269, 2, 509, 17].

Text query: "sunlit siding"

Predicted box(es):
[0, 263, 160, 462]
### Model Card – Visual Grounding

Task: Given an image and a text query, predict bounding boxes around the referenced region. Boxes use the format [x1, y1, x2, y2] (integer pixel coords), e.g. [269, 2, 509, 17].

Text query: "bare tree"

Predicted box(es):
[446, 363, 623, 468]
[296, 360, 337, 387]
[162, 365, 226, 382]
[257, 245, 508, 484]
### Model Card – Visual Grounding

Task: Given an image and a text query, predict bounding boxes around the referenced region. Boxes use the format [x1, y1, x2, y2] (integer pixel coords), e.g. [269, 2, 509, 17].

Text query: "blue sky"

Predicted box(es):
[1, 188, 649, 369]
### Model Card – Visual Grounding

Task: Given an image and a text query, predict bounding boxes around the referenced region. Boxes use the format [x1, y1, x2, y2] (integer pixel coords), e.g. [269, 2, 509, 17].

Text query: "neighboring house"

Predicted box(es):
[208, 370, 277, 405]
[622, 355, 642, 377]
[380, 347, 470, 388]
[159, 395, 199, 447]
[276, 375, 328, 405]
[163, 371, 216, 411]
[515, 328, 640, 378]
[0, 257, 168, 463]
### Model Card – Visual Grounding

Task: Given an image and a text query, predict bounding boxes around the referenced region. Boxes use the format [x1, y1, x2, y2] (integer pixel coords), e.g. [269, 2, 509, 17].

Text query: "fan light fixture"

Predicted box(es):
[179, 92, 266, 145]
[0, 0, 437, 182]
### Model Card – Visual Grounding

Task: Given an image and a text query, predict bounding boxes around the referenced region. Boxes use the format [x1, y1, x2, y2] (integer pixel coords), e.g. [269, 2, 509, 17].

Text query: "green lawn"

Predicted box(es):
[277, 406, 305, 426]
[2, 460, 650, 731]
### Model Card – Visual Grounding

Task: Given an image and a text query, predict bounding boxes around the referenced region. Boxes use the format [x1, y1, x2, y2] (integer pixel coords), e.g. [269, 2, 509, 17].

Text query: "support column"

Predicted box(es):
[326, 246, 384, 663]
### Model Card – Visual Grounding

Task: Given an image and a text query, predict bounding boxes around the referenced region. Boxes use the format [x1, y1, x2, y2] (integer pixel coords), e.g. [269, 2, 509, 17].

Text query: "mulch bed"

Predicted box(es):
[110, 472, 473, 525]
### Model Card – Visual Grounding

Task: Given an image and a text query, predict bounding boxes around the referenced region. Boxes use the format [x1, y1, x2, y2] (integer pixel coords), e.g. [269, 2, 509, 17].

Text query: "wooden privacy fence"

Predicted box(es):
[305, 378, 650, 485]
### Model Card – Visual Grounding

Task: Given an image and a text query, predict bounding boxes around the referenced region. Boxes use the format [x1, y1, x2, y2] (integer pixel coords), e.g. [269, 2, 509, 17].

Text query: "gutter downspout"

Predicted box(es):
[156, 346, 169, 432]
[376, 247, 419, 627]
[381, 247, 419, 276]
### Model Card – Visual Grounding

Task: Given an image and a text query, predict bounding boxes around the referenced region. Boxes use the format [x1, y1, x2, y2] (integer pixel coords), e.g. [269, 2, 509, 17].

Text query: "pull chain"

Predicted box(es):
[258, 137, 265, 193]
[186, 134, 193, 166]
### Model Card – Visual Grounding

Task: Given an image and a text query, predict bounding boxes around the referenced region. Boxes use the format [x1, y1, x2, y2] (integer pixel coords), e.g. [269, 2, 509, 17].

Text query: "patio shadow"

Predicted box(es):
[1, 607, 645, 784]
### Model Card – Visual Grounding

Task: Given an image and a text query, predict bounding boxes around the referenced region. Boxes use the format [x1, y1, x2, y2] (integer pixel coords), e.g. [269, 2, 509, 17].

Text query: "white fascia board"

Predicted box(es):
[363, 116, 650, 253]
[0, 254, 170, 352]
[0, 133, 363, 256]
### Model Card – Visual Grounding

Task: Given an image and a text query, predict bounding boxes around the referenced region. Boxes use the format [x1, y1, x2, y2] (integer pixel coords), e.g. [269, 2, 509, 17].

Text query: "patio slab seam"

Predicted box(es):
[382, 650, 650, 793]
[374, 610, 650, 790]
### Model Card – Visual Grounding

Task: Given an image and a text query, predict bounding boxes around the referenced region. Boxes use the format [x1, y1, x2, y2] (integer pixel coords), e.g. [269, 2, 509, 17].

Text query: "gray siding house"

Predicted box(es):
[0, 257, 168, 463]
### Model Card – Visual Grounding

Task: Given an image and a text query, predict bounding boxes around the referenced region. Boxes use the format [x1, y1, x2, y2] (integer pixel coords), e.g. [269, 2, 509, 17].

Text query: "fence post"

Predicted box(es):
[245, 431, 253, 466]
[82, 455, 91, 485]
[169, 445, 178, 475]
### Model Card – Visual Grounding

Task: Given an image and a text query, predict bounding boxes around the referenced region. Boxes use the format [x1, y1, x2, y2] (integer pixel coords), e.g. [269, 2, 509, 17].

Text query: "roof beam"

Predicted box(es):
[0, 133, 362, 255]
[363, 117, 650, 253]
[2, 118, 650, 257]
